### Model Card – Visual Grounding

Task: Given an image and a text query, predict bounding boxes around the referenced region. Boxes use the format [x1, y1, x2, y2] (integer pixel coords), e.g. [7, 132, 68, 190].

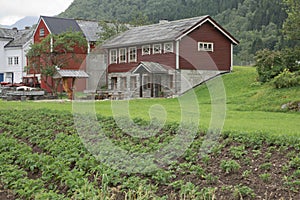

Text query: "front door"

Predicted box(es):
[0, 73, 3, 82]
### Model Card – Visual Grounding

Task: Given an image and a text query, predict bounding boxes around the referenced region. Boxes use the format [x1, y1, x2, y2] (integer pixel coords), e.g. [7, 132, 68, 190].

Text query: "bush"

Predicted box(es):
[272, 69, 300, 88]
[255, 49, 284, 83]
[255, 47, 300, 84]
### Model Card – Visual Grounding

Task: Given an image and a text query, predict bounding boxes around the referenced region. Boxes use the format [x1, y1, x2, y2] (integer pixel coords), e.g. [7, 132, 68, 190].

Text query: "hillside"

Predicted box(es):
[59, 0, 289, 65]
[0, 16, 38, 29]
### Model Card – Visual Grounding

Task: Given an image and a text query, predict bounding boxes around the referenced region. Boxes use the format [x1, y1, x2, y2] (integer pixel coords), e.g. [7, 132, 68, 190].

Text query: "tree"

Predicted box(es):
[283, 0, 300, 41]
[26, 32, 87, 95]
[97, 20, 129, 45]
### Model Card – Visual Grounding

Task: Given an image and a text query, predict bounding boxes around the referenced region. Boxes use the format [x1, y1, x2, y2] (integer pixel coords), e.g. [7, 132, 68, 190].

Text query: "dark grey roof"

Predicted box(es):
[103, 16, 208, 48]
[53, 70, 89, 79]
[76, 20, 101, 42]
[133, 62, 169, 74]
[0, 27, 34, 48]
[5, 28, 34, 47]
[41, 16, 82, 35]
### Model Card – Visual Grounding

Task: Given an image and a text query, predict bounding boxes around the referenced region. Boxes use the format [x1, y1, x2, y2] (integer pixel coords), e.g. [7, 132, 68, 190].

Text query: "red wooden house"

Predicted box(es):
[102, 15, 239, 98]
[30, 16, 100, 93]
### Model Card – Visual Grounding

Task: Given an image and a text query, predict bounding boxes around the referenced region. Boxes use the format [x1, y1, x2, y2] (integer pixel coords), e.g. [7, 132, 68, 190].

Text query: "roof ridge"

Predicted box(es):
[131, 15, 208, 29]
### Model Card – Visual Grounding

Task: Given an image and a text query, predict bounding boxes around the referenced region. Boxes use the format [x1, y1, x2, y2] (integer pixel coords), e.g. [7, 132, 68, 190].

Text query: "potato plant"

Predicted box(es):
[0, 109, 299, 199]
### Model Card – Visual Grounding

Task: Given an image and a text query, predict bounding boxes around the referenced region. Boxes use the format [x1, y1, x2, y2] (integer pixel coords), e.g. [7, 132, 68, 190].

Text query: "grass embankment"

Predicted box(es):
[0, 66, 299, 199]
[1, 66, 299, 136]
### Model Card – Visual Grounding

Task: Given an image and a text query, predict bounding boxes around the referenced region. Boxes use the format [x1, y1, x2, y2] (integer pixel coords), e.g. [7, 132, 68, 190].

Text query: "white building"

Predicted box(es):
[0, 27, 33, 84]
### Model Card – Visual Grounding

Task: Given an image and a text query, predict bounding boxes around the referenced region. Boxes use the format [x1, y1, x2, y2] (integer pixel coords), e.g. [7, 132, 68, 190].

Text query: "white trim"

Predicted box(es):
[128, 47, 137, 62]
[32, 17, 52, 42]
[176, 18, 239, 45]
[198, 42, 214, 52]
[153, 44, 162, 54]
[164, 42, 174, 53]
[50, 37, 53, 52]
[132, 63, 151, 74]
[87, 42, 91, 54]
[119, 48, 127, 63]
[176, 40, 180, 70]
[231, 43, 233, 71]
[142, 45, 151, 55]
[110, 49, 117, 64]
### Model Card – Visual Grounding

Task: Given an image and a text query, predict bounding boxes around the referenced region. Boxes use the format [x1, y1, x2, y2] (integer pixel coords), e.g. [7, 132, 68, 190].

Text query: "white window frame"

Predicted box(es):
[110, 49, 117, 64]
[8, 57, 13, 65]
[39, 28, 45, 37]
[129, 47, 137, 62]
[119, 48, 127, 63]
[153, 44, 162, 54]
[14, 56, 19, 65]
[164, 42, 173, 53]
[198, 42, 214, 52]
[142, 45, 151, 55]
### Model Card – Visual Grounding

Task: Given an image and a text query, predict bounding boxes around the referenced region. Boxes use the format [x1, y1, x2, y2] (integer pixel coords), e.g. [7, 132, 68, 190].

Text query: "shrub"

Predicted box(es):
[255, 49, 284, 83]
[255, 47, 300, 84]
[272, 69, 300, 88]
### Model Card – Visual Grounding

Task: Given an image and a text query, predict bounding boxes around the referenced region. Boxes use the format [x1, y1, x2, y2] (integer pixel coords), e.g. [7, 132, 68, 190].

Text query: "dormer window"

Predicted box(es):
[153, 44, 162, 54]
[198, 42, 214, 52]
[39, 28, 45, 37]
[142, 45, 151, 55]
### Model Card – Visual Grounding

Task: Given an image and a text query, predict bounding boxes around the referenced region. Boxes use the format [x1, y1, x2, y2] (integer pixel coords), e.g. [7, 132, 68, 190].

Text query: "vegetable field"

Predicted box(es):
[0, 109, 299, 199]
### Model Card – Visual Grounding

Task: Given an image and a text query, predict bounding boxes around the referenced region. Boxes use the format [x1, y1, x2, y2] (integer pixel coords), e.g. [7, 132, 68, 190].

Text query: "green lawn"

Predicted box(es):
[1, 66, 299, 136]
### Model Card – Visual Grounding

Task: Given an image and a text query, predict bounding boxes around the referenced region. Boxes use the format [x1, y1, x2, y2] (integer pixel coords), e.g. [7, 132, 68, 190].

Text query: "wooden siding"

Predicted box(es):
[108, 42, 176, 73]
[34, 19, 51, 43]
[33, 19, 88, 93]
[179, 22, 231, 71]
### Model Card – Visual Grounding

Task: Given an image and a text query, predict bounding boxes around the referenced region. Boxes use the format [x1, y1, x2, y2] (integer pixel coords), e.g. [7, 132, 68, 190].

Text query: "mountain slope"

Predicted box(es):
[0, 16, 39, 29]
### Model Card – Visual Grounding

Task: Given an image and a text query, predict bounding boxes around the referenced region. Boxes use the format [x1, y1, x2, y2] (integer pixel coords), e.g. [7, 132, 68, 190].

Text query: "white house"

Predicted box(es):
[0, 27, 33, 84]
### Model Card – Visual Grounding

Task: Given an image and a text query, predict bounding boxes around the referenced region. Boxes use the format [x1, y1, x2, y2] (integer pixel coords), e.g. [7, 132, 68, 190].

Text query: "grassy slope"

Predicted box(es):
[1, 66, 299, 136]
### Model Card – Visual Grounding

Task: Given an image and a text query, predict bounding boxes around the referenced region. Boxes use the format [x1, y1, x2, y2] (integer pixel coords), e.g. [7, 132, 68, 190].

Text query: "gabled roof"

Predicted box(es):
[5, 28, 34, 47]
[53, 70, 89, 79]
[103, 15, 239, 48]
[37, 16, 102, 42]
[41, 16, 82, 35]
[132, 62, 169, 74]
[0, 27, 34, 48]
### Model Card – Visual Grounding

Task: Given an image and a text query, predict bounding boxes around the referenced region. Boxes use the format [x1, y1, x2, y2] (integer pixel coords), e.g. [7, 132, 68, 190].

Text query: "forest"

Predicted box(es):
[59, 0, 297, 65]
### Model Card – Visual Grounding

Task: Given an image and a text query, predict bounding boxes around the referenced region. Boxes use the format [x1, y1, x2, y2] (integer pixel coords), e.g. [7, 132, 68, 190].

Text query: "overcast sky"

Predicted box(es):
[0, 0, 73, 25]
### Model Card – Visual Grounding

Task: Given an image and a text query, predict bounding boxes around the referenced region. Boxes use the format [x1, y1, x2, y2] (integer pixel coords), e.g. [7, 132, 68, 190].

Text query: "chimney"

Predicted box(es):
[159, 20, 169, 24]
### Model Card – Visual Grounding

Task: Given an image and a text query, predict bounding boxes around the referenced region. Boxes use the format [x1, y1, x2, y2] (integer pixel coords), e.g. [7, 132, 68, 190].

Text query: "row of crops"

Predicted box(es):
[0, 109, 299, 199]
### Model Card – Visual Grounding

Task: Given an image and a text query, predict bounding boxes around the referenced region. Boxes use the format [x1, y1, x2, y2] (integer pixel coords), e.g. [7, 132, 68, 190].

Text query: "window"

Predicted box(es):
[39, 28, 45, 37]
[153, 44, 162, 54]
[120, 77, 127, 90]
[119, 48, 127, 63]
[111, 77, 118, 90]
[142, 45, 151, 55]
[130, 76, 137, 90]
[164, 42, 173, 53]
[8, 57, 13, 65]
[110, 49, 117, 64]
[129, 47, 137, 62]
[198, 42, 214, 52]
[14, 57, 19, 65]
